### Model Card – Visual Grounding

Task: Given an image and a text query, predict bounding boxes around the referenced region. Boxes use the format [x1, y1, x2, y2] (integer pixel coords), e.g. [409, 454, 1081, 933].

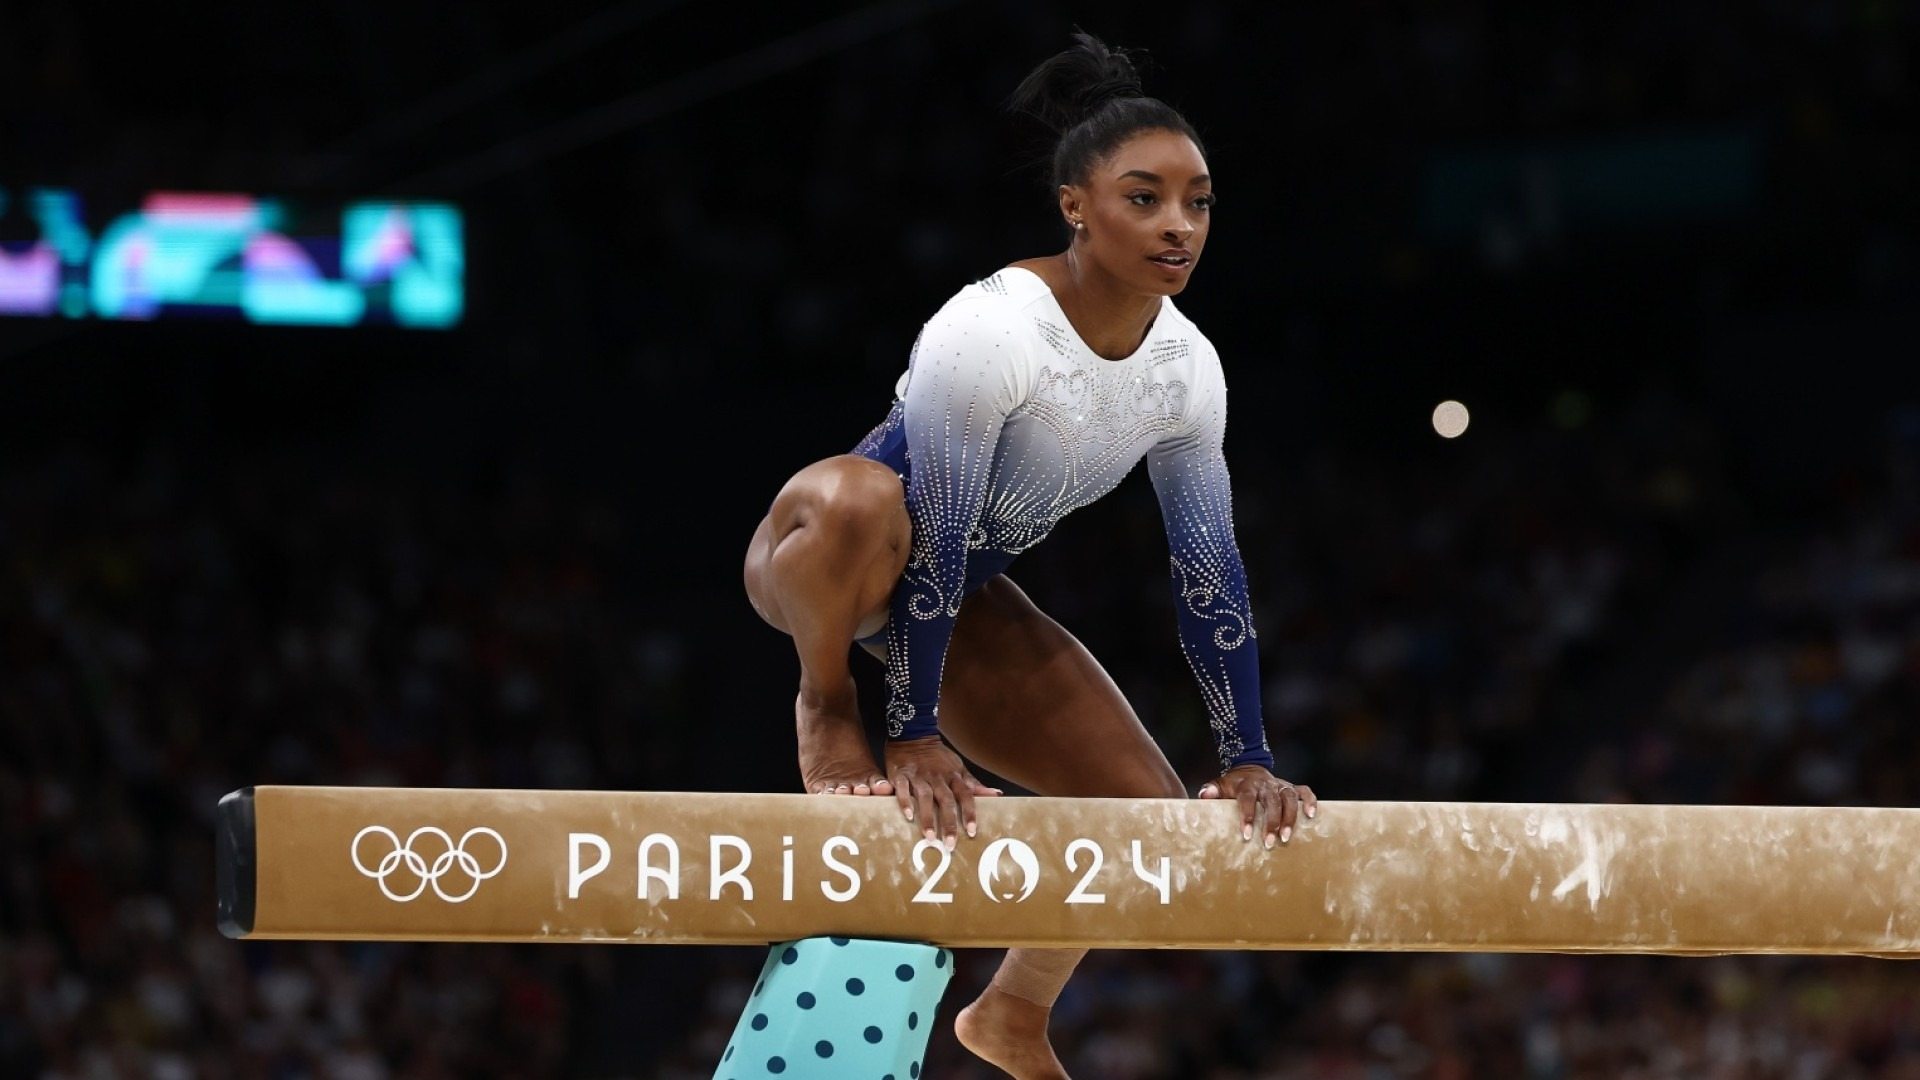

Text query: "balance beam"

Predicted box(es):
[215, 786, 1920, 956]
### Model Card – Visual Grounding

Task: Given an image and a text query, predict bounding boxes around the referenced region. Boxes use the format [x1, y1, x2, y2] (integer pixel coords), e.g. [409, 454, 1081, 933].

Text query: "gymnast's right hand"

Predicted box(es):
[886, 736, 1003, 849]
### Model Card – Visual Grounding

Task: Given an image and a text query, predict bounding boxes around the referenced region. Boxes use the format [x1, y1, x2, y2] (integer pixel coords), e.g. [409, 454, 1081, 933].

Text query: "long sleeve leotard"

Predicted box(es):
[849, 266, 1272, 771]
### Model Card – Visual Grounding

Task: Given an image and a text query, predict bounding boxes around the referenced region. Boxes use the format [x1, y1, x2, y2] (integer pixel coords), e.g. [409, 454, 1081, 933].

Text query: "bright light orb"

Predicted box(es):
[1432, 400, 1470, 439]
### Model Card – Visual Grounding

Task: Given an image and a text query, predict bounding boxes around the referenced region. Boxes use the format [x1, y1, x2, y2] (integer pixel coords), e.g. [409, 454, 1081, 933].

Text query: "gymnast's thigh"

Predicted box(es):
[935, 575, 1186, 801]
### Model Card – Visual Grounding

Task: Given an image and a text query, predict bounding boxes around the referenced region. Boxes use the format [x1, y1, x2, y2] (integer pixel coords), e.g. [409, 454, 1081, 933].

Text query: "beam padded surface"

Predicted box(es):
[219, 786, 1920, 955]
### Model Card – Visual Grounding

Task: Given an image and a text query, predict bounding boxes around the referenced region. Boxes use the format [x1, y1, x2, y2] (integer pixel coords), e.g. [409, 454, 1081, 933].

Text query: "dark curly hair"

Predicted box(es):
[1004, 28, 1208, 209]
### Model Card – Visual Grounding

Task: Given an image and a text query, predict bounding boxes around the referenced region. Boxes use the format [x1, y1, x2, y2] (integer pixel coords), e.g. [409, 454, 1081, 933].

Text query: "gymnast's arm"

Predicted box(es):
[1145, 351, 1317, 846]
[883, 298, 1023, 845]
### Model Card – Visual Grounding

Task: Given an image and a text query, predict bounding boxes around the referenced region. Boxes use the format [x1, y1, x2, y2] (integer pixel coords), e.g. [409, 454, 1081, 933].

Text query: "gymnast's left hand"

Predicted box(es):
[1198, 766, 1317, 850]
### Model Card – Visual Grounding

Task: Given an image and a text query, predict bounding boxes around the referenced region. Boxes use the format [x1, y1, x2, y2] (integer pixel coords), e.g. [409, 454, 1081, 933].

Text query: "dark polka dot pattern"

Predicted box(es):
[719, 937, 952, 1077]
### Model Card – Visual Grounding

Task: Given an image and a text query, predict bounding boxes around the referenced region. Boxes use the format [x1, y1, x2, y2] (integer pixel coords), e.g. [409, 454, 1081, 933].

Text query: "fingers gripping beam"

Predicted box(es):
[216, 786, 1920, 956]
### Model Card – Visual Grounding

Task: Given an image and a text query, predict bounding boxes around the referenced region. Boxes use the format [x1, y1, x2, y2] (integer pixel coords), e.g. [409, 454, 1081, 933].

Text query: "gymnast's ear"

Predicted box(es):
[1056, 184, 1088, 234]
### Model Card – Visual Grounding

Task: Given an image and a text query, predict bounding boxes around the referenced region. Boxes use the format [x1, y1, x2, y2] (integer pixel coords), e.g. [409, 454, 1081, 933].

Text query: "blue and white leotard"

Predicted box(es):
[850, 265, 1272, 771]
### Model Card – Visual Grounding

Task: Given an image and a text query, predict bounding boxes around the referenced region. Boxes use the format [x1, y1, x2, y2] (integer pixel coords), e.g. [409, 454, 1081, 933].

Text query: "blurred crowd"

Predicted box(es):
[0, 451, 661, 1077]
[2, 396, 1915, 1078]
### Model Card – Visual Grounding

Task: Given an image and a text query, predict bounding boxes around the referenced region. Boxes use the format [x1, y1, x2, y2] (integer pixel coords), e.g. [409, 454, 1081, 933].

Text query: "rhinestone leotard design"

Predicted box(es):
[850, 266, 1271, 771]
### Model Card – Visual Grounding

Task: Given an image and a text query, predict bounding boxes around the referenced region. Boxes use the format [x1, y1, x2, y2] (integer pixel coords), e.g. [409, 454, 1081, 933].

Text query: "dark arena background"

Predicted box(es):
[3, 2, 1918, 1077]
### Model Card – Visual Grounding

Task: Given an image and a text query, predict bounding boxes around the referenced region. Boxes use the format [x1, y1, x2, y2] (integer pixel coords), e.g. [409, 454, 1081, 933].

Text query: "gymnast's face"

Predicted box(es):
[1061, 127, 1213, 296]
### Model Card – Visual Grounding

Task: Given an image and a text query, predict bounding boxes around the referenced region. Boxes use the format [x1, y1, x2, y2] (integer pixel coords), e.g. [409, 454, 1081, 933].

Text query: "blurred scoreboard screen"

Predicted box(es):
[0, 188, 463, 329]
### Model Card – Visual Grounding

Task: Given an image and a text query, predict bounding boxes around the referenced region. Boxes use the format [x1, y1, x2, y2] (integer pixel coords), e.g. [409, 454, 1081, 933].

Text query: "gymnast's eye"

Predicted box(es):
[1131, 191, 1215, 210]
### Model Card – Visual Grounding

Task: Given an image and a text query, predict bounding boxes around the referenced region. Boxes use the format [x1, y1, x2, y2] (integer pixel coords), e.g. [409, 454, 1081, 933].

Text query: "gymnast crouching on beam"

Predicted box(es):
[742, 31, 1317, 1079]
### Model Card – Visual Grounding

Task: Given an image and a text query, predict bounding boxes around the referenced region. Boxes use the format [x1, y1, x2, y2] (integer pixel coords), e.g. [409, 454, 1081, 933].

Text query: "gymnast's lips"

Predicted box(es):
[1149, 249, 1192, 269]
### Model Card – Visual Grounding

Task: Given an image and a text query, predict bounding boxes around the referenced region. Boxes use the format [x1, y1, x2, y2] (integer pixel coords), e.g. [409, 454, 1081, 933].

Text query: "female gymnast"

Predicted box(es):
[742, 31, 1316, 1079]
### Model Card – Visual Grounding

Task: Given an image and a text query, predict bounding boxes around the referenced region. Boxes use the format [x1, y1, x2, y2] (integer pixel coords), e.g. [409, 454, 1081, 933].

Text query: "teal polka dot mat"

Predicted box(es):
[715, 936, 953, 1079]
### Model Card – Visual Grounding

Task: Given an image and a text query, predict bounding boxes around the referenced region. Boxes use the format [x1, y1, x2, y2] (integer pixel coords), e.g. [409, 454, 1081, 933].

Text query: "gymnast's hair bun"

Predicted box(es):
[1006, 28, 1147, 135]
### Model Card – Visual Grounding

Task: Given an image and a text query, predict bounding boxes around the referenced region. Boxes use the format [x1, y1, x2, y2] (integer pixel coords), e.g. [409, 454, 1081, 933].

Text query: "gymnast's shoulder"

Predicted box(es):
[1155, 298, 1224, 376]
[907, 268, 1049, 367]
[921, 264, 1054, 328]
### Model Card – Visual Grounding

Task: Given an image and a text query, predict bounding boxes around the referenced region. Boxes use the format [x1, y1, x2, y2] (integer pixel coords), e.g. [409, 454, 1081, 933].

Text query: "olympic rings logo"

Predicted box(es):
[350, 825, 508, 903]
